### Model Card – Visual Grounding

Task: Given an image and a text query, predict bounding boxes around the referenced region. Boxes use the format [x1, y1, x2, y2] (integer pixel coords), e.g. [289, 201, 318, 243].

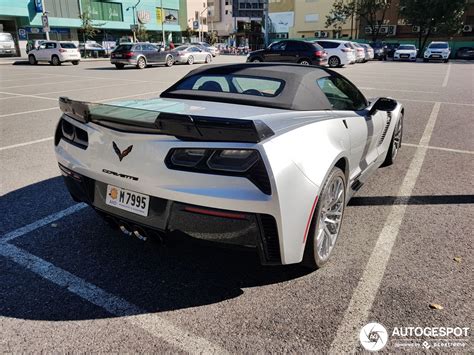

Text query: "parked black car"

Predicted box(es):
[110, 43, 175, 69]
[455, 47, 474, 60]
[247, 40, 328, 66]
[385, 43, 400, 58]
[370, 42, 388, 60]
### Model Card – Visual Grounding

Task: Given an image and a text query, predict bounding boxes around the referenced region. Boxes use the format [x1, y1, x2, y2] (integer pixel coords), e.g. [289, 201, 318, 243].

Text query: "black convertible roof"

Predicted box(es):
[160, 63, 339, 111]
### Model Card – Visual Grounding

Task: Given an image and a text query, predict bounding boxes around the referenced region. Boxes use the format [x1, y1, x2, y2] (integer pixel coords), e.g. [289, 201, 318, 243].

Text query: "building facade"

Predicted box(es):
[0, 0, 181, 56]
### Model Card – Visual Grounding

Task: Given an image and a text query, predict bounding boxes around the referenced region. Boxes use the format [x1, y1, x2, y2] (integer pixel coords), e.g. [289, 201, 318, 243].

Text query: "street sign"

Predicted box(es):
[156, 8, 163, 24]
[35, 0, 43, 13]
[193, 20, 199, 30]
[42, 15, 50, 33]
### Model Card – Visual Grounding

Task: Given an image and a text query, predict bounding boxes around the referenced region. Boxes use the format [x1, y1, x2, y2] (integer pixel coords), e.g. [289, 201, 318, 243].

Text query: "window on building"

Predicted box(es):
[305, 14, 319, 22]
[81, 0, 123, 22]
[45, 0, 80, 18]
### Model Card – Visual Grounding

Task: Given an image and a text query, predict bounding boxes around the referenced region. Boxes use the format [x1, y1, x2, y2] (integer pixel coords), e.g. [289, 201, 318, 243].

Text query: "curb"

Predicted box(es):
[0, 58, 110, 66]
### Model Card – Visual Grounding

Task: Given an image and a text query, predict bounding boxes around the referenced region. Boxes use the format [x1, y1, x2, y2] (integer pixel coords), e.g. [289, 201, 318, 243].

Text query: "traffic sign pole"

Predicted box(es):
[41, 0, 50, 40]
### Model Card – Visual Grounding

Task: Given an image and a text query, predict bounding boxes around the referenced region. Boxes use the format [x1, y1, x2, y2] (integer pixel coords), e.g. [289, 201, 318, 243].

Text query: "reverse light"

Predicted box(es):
[341, 48, 352, 53]
[170, 148, 206, 167]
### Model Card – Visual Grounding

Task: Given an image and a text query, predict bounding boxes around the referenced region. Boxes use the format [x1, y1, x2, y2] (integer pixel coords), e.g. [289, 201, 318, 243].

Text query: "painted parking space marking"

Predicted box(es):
[329, 102, 441, 353]
[0, 91, 161, 118]
[403, 142, 474, 155]
[0, 137, 54, 151]
[0, 203, 226, 353]
[442, 62, 451, 87]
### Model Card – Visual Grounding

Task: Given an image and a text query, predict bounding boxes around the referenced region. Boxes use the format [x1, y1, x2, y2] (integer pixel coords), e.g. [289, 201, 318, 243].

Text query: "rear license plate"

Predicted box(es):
[105, 185, 149, 217]
[115, 54, 122, 58]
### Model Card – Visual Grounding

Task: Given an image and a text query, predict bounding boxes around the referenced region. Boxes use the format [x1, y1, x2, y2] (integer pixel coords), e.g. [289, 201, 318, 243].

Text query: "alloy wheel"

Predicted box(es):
[137, 57, 146, 69]
[187, 56, 194, 65]
[328, 56, 340, 67]
[315, 175, 345, 262]
[392, 117, 403, 160]
[299, 60, 310, 65]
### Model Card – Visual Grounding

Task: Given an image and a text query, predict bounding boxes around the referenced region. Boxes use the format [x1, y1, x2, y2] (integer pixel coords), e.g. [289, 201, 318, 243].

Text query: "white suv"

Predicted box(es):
[423, 41, 451, 63]
[28, 41, 81, 66]
[314, 40, 356, 68]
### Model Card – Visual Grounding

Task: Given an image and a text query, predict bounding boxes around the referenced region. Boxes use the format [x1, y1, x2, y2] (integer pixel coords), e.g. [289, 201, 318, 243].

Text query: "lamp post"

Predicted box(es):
[199, 5, 209, 42]
[160, 0, 165, 46]
[127, 0, 142, 42]
[40, 0, 50, 40]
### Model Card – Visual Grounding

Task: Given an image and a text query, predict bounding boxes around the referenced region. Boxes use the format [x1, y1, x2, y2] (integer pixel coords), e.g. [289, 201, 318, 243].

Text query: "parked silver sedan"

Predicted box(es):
[172, 45, 213, 65]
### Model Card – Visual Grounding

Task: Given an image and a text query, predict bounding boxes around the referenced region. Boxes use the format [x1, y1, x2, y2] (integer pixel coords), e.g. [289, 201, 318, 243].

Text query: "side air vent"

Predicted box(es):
[259, 215, 281, 263]
[378, 113, 392, 146]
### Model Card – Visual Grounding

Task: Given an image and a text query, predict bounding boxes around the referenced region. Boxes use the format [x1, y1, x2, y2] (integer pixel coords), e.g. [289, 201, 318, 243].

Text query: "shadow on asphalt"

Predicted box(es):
[349, 194, 474, 206]
[1, 176, 311, 320]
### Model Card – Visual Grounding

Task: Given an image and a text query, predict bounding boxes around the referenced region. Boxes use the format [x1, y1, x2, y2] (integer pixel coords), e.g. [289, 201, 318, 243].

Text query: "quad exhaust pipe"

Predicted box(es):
[118, 222, 148, 241]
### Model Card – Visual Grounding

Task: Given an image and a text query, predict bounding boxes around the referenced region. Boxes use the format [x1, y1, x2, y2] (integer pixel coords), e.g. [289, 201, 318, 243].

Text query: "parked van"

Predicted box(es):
[0, 32, 16, 56]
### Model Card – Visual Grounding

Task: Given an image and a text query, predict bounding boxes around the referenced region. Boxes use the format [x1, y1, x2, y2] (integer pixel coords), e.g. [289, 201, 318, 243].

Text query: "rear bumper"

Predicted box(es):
[60, 164, 282, 265]
[111, 58, 137, 65]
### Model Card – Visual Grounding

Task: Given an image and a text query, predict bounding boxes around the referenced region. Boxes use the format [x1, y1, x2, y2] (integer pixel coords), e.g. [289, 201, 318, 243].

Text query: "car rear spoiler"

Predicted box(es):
[59, 97, 274, 143]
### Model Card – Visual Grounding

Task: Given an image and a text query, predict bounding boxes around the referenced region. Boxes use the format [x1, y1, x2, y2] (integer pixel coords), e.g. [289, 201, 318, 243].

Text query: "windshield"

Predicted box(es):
[397, 45, 415, 50]
[429, 43, 449, 49]
[60, 43, 77, 49]
[175, 74, 285, 97]
[0, 33, 13, 41]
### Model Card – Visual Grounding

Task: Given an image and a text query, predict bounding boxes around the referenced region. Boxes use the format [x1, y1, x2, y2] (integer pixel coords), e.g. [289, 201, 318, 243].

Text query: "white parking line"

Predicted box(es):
[2, 78, 97, 89]
[0, 242, 226, 353]
[0, 91, 161, 118]
[442, 62, 451, 87]
[329, 102, 441, 353]
[2, 204, 87, 243]
[0, 137, 53, 151]
[401, 98, 474, 107]
[403, 142, 474, 155]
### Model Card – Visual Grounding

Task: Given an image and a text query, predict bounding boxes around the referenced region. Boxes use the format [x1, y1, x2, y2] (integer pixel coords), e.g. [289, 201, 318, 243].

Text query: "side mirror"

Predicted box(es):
[369, 97, 398, 115]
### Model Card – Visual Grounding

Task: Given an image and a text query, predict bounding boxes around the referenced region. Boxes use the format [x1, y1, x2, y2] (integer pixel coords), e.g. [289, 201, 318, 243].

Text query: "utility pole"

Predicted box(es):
[160, 0, 165, 46]
[263, 0, 269, 47]
[40, 0, 50, 40]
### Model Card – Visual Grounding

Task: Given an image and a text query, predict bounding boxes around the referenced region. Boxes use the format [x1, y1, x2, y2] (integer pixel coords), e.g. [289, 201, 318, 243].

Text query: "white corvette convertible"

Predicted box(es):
[55, 63, 404, 269]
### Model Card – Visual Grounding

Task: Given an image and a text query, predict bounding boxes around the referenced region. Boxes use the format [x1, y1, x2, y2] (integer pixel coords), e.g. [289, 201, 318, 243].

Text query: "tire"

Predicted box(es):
[382, 114, 403, 167]
[250, 57, 262, 63]
[444, 59, 449, 63]
[205, 54, 212, 63]
[187, 55, 194, 65]
[298, 59, 311, 65]
[165, 55, 174, 67]
[302, 167, 346, 270]
[51, 55, 61, 66]
[423, 58, 428, 62]
[328, 56, 341, 68]
[136, 56, 146, 69]
[28, 55, 37, 65]
[72, 61, 79, 65]
[114, 63, 125, 69]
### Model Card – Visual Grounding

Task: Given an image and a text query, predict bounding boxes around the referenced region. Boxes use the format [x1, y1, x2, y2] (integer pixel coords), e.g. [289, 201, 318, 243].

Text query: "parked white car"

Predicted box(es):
[360, 44, 375, 61]
[393, 44, 417, 61]
[351, 42, 366, 63]
[423, 41, 451, 63]
[314, 39, 356, 68]
[28, 41, 81, 66]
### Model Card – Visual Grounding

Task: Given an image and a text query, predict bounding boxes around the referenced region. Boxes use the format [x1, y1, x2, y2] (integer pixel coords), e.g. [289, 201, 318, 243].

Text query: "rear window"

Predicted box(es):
[318, 41, 340, 49]
[429, 43, 449, 49]
[176, 74, 285, 97]
[0, 33, 13, 41]
[60, 43, 77, 49]
[114, 44, 133, 52]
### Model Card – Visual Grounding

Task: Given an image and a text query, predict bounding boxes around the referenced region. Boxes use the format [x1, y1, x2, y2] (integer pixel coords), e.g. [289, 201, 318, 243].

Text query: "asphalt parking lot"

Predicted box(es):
[1, 57, 473, 353]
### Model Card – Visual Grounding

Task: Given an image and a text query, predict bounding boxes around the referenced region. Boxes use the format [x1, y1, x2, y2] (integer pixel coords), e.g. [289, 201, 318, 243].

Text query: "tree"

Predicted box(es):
[182, 26, 196, 43]
[136, 24, 148, 42]
[326, 0, 392, 42]
[79, 10, 104, 56]
[209, 31, 218, 45]
[400, 0, 467, 56]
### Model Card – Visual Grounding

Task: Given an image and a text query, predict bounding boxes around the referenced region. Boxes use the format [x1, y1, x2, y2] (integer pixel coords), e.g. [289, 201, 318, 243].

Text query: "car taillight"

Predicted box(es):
[315, 50, 323, 57]
[123, 52, 134, 58]
[59, 48, 66, 53]
[341, 48, 352, 52]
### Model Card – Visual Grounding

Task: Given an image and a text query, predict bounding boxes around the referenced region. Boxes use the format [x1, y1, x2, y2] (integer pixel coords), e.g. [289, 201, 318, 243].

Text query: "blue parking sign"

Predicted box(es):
[35, 0, 43, 13]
